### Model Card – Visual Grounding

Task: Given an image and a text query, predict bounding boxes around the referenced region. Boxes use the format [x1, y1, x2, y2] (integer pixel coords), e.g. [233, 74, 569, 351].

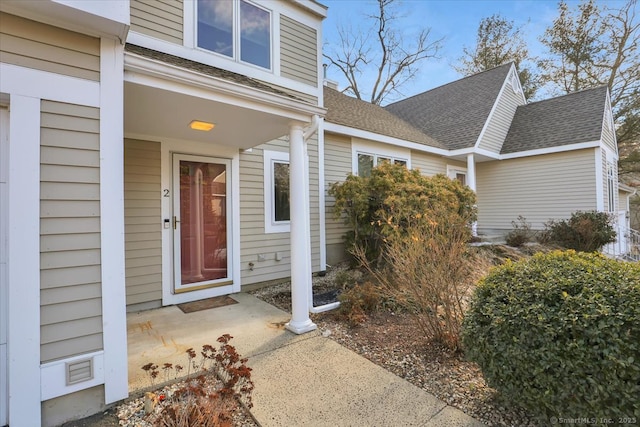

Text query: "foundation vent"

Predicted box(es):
[66, 358, 94, 385]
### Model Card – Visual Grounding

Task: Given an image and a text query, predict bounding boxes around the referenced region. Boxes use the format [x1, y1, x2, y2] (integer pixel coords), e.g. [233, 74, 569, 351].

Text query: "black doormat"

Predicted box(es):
[313, 289, 341, 306]
[177, 295, 238, 314]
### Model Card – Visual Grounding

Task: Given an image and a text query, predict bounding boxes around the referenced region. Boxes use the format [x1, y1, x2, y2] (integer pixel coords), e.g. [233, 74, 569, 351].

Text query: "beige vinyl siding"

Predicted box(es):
[477, 82, 523, 153]
[40, 100, 102, 363]
[476, 149, 597, 232]
[124, 139, 162, 306]
[239, 136, 321, 285]
[280, 15, 318, 87]
[130, 0, 183, 45]
[324, 134, 352, 247]
[601, 115, 617, 153]
[410, 151, 450, 176]
[0, 13, 100, 81]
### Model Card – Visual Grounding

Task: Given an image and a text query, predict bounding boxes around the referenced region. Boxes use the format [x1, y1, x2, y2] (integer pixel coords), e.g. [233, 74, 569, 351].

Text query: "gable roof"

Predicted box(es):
[384, 63, 514, 150]
[501, 86, 608, 154]
[323, 86, 444, 149]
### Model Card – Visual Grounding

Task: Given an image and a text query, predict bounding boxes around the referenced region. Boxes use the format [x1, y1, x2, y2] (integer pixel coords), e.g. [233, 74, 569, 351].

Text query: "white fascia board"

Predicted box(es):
[324, 122, 450, 157]
[446, 147, 500, 160]
[500, 140, 601, 160]
[0, 0, 129, 41]
[126, 32, 322, 100]
[290, 0, 328, 18]
[124, 53, 325, 122]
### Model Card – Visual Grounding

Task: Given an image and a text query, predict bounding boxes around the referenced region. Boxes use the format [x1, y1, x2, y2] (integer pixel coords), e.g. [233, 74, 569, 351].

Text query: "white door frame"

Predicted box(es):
[160, 139, 241, 306]
[172, 154, 233, 293]
[0, 106, 9, 427]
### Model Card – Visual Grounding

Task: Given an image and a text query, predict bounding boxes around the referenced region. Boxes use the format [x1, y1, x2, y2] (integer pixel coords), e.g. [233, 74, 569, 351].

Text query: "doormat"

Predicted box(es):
[177, 296, 238, 314]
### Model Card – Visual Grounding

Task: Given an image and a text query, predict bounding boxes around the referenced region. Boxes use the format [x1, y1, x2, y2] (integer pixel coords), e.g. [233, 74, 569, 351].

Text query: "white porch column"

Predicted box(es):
[466, 153, 478, 236]
[286, 123, 317, 334]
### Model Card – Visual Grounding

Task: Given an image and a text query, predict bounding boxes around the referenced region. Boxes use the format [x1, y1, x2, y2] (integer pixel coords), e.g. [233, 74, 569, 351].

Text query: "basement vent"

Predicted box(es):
[66, 358, 94, 385]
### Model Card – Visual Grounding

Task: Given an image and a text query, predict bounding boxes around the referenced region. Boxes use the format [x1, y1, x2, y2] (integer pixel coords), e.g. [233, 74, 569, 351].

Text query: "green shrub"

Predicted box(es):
[462, 251, 640, 420]
[540, 210, 616, 252]
[328, 162, 476, 264]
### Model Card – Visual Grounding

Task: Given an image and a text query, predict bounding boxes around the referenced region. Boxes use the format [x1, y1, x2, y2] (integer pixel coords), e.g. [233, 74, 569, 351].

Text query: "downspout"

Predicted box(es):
[304, 115, 340, 314]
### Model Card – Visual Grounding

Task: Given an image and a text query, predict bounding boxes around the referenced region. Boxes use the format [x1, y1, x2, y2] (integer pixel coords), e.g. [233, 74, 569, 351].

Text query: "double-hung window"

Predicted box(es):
[264, 150, 290, 233]
[197, 0, 271, 70]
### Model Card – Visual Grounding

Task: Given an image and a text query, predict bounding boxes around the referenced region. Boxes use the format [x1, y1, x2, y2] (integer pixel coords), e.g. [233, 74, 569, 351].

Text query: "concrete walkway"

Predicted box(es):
[127, 293, 483, 426]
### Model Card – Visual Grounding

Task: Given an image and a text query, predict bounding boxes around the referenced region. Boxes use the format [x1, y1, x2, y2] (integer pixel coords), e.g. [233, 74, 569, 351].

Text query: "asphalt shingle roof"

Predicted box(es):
[323, 86, 444, 149]
[501, 86, 607, 154]
[384, 63, 513, 150]
[125, 44, 300, 101]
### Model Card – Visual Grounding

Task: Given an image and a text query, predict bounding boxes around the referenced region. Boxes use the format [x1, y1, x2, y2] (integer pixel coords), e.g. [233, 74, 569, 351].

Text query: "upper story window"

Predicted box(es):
[197, 0, 271, 70]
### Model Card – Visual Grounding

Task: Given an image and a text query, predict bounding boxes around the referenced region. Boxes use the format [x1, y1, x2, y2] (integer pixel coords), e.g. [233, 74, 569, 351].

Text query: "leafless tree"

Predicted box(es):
[323, 0, 442, 105]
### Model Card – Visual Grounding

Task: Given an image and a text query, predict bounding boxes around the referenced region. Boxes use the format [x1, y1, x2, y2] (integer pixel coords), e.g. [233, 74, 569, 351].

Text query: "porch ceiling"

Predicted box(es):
[124, 82, 294, 149]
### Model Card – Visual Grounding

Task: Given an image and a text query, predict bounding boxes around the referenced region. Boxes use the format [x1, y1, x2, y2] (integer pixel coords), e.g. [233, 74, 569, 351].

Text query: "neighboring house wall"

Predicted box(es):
[239, 136, 321, 285]
[130, 0, 183, 45]
[0, 12, 100, 81]
[40, 100, 103, 363]
[477, 75, 523, 153]
[280, 15, 317, 87]
[124, 139, 162, 309]
[476, 148, 598, 233]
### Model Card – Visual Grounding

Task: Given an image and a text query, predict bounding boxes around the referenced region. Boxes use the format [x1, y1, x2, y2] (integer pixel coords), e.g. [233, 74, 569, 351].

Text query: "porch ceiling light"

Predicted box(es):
[189, 120, 215, 131]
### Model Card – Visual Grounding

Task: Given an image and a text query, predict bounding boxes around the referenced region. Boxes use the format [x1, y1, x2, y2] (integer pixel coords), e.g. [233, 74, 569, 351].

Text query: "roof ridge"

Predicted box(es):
[385, 62, 514, 108]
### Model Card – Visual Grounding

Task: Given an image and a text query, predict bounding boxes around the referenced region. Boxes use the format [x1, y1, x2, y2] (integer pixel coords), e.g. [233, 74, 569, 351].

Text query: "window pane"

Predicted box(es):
[377, 157, 391, 165]
[455, 173, 466, 186]
[240, 0, 270, 68]
[358, 154, 374, 177]
[273, 162, 290, 222]
[198, 0, 233, 57]
[394, 159, 407, 167]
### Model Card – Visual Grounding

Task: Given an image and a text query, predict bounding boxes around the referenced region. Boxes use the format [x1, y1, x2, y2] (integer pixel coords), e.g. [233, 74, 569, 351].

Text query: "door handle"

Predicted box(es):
[173, 216, 179, 230]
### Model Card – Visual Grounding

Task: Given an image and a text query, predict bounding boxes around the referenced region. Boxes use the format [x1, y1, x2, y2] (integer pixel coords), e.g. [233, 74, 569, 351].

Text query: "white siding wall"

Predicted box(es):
[0, 13, 100, 81]
[280, 15, 317, 87]
[124, 139, 162, 307]
[239, 136, 321, 285]
[476, 149, 598, 232]
[130, 0, 183, 45]
[40, 100, 103, 363]
[477, 81, 523, 153]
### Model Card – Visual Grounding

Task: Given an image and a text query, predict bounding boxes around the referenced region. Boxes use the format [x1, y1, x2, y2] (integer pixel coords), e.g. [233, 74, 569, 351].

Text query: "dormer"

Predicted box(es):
[127, 0, 326, 104]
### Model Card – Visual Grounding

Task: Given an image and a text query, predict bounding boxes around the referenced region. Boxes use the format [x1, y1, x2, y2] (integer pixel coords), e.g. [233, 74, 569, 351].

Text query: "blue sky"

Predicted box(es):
[320, 0, 622, 102]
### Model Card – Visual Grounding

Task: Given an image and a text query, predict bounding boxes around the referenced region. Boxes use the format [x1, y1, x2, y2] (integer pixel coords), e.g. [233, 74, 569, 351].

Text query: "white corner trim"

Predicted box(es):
[350, 139, 411, 174]
[595, 147, 604, 211]
[0, 64, 99, 107]
[317, 119, 327, 270]
[183, 0, 196, 49]
[40, 351, 105, 401]
[263, 149, 291, 234]
[7, 95, 41, 425]
[99, 37, 129, 405]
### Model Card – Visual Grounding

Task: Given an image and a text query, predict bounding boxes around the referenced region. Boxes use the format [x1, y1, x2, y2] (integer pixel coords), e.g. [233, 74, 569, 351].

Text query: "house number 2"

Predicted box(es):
[163, 189, 170, 197]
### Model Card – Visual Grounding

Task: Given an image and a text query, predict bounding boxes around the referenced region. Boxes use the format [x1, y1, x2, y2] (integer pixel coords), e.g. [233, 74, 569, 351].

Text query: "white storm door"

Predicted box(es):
[172, 154, 232, 293]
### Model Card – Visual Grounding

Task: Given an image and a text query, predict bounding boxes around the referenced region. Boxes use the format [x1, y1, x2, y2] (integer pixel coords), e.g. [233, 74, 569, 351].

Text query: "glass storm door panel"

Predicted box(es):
[173, 154, 231, 292]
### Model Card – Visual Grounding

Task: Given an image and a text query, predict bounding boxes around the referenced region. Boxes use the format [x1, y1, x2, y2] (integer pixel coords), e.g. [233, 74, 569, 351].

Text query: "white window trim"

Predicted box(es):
[194, 0, 274, 72]
[351, 139, 410, 175]
[264, 150, 290, 233]
[447, 165, 467, 181]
